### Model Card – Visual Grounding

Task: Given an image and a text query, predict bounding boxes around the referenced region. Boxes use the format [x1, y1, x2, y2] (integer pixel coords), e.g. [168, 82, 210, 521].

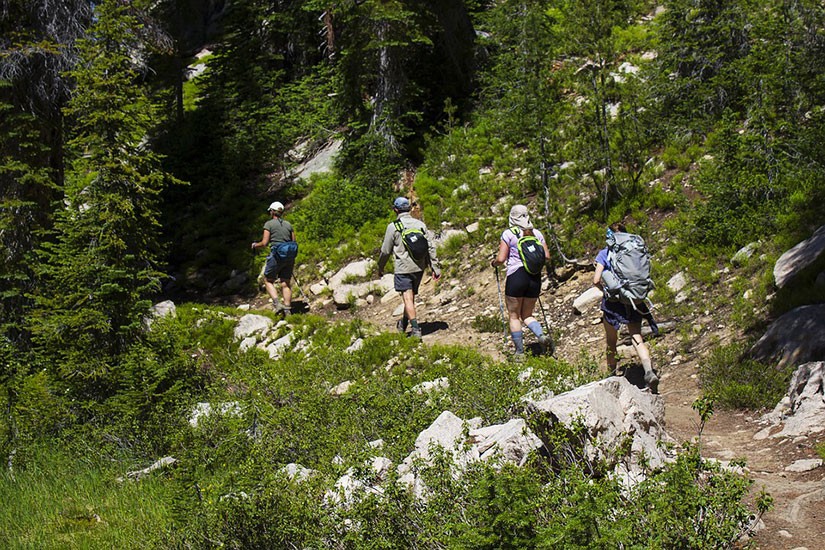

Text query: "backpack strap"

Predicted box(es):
[393, 220, 404, 233]
[509, 226, 521, 238]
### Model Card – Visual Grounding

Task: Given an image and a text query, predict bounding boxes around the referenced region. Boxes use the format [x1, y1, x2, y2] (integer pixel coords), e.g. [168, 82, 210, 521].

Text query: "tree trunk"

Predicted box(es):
[371, 19, 402, 152]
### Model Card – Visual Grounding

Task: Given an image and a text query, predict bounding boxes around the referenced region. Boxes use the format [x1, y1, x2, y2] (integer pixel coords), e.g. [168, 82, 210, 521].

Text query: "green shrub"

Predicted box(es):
[472, 313, 504, 333]
[699, 342, 791, 410]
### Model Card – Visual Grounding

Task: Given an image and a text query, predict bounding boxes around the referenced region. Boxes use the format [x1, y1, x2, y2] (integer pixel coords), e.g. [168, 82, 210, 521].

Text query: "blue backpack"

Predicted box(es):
[271, 240, 298, 262]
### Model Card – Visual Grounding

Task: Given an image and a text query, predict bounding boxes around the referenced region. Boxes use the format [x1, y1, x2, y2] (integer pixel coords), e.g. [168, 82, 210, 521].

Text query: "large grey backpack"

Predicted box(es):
[601, 231, 654, 310]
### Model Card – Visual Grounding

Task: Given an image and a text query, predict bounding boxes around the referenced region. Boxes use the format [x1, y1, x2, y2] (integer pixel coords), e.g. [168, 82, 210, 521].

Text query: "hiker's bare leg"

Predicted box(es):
[603, 318, 619, 373]
[630, 322, 658, 392]
[505, 296, 525, 354]
[520, 297, 538, 327]
[401, 289, 416, 321]
[264, 278, 280, 303]
[628, 323, 652, 372]
[505, 296, 523, 332]
[280, 280, 292, 308]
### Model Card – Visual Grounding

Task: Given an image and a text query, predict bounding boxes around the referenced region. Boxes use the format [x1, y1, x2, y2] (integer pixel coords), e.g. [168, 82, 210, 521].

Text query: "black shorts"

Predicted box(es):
[505, 267, 541, 298]
[394, 271, 423, 294]
[264, 255, 294, 283]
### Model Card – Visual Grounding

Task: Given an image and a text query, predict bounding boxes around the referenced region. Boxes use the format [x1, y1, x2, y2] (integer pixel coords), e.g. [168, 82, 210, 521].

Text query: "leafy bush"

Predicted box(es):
[699, 342, 791, 409]
[472, 313, 505, 333]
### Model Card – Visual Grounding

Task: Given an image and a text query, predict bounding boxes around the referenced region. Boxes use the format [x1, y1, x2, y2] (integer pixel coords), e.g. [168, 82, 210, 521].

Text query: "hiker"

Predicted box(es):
[593, 223, 659, 393]
[377, 197, 441, 339]
[490, 204, 553, 357]
[251, 201, 296, 315]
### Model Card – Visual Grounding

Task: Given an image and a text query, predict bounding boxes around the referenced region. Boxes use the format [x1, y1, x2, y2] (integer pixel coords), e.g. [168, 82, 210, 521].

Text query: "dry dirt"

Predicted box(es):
[251, 257, 824, 549]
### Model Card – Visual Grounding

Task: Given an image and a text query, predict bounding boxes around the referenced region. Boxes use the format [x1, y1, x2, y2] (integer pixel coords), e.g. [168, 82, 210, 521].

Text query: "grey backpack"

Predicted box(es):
[601, 232, 654, 310]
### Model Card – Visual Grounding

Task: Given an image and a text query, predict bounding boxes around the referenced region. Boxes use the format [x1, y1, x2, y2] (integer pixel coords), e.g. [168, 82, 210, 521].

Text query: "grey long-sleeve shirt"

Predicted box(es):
[377, 212, 441, 276]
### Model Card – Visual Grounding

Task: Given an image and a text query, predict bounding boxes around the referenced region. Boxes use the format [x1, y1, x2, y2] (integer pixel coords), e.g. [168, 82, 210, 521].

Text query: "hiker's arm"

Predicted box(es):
[251, 229, 271, 250]
[290, 230, 296, 242]
[426, 229, 441, 279]
[377, 225, 394, 276]
[593, 262, 605, 290]
[490, 240, 509, 267]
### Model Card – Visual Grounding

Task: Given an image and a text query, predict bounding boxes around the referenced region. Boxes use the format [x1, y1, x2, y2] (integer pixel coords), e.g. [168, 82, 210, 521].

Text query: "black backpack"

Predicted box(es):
[510, 227, 546, 275]
[394, 220, 429, 264]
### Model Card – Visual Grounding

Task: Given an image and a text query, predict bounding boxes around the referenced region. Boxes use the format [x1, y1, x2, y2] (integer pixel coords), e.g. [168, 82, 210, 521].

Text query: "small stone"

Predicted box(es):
[784, 459, 823, 473]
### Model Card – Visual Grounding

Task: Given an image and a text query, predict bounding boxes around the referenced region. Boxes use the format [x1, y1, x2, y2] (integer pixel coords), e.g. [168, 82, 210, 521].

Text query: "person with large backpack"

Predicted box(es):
[377, 197, 441, 339]
[490, 204, 553, 359]
[251, 201, 298, 315]
[593, 223, 659, 393]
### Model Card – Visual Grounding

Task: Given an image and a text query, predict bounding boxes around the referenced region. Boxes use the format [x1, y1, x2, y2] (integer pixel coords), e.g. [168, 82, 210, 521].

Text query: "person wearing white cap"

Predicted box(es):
[490, 204, 552, 358]
[251, 201, 296, 315]
[377, 197, 441, 338]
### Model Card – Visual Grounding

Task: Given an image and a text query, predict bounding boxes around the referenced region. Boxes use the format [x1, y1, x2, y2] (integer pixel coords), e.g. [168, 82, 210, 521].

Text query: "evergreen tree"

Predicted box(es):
[0, 0, 93, 346]
[475, 0, 563, 208]
[326, 0, 476, 163]
[653, 0, 752, 127]
[30, 0, 171, 397]
[552, 0, 652, 215]
[0, 88, 55, 345]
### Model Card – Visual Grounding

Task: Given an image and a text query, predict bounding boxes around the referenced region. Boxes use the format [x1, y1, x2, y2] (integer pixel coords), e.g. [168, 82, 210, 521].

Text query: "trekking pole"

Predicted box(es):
[537, 294, 556, 356]
[494, 266, 509, 349]
[292, 274, 309, 307]
[537, 294, 550, 334]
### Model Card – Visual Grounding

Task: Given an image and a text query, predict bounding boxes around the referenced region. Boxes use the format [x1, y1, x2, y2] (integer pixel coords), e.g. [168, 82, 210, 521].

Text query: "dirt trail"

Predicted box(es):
[289, 260, 825, 549]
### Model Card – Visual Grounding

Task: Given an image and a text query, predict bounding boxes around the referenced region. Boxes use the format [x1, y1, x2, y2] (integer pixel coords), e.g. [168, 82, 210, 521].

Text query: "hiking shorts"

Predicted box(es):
[394, 271, 423, 294]
[264, 255, 294, 283]
[505, 267, 541, 298]
[601, 298, 644, 330]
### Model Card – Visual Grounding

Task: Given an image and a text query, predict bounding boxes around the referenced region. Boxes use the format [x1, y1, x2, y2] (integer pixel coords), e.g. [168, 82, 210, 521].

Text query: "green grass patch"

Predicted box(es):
[699, 342, 791, 410]
[0, 446, 175, 548]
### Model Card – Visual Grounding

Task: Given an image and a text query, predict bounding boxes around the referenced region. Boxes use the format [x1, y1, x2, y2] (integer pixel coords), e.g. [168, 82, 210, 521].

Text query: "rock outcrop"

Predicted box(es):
[756, 361, 825, 439]
[774, 225, 825, 288]
[750, 305, 825, 369]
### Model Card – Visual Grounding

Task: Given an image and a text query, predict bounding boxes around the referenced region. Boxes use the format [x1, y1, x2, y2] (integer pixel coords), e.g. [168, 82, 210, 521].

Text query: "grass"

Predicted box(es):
[0, 448, 175, 548]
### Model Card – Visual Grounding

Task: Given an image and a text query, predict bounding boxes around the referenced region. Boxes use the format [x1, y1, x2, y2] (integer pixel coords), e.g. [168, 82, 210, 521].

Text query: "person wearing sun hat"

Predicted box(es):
[490, 204, 553, 358]
[251, 201, 296, 315]
[377, 197, 441, 339]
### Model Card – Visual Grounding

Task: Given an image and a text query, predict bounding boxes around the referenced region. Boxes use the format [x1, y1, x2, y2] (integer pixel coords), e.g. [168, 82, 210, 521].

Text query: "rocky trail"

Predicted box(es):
[242, 248, 824, 549]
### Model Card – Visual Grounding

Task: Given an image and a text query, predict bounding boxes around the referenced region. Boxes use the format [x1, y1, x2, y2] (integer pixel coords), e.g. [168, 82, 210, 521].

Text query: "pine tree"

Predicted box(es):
[30, 0, 171, 396]
[0, 88, 55, 345]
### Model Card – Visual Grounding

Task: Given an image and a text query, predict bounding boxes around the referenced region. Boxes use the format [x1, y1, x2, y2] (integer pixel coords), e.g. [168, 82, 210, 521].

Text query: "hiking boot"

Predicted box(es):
[282, 307, 291, 317]
[396, 319, 408, 333]
[538, 334, 555, 356]
[644, 370, 660, 394]
[410, 327, 422, 339]
[512, 351, 525, 363]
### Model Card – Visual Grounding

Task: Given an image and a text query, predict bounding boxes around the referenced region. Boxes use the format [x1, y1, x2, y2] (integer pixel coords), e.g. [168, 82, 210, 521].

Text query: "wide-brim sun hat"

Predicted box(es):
[508, 204, 532, 230]
[393, 197, 411, 211]
[268, 201, 284, 212]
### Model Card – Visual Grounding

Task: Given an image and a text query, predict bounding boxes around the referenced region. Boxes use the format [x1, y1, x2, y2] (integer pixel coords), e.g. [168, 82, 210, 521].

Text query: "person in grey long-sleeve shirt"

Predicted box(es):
[377, 197, 440, 338]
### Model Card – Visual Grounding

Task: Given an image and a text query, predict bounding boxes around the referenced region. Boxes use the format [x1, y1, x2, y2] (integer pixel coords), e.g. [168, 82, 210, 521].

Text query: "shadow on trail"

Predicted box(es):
[420, 321, 449, 336]
[289, 300, 310, 314]
[617, 363, 649, 391]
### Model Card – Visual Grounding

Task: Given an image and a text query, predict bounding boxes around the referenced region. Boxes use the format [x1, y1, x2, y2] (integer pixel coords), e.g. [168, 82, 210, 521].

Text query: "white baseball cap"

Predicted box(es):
[267, 201, 284, 212]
